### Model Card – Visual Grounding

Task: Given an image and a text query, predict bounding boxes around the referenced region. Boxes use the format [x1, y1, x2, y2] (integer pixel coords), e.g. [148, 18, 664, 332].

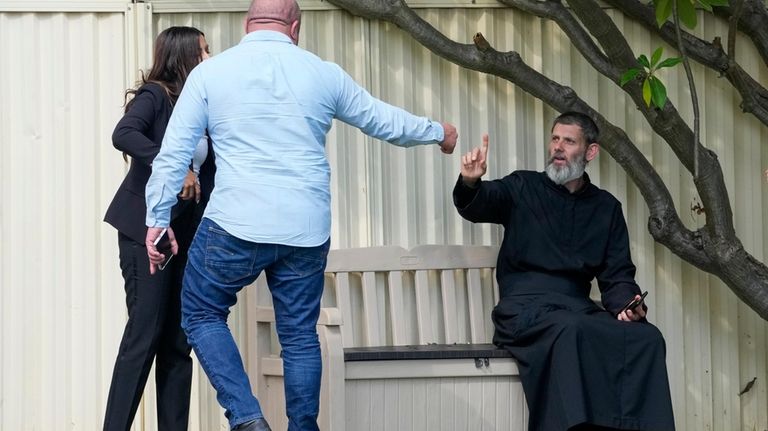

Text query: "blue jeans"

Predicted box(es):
[181, 218, 330, 430]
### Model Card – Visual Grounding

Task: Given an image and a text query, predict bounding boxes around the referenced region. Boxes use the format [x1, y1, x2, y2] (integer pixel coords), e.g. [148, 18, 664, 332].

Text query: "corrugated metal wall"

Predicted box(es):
[0, 3, 132, 431]
[1, 1, 767, 430]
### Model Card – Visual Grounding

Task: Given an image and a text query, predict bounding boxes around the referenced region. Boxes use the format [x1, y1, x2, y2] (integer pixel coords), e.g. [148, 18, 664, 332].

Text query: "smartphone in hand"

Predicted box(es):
[153, 228, 173, 271]
[620, 291, 648, 314]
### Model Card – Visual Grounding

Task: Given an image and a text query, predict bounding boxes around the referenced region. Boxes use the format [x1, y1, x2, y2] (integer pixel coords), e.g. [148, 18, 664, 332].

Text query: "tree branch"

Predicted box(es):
[727, 0, 745, 60]
[715, 0, 768, 66]
[561, 0, 734, 244]
[605, 0, 768, 126]
[496, 0, 623, 77]
[325, 0, 768, 320]
[327, 0, 710, 265]
[671, 0, 702, 178]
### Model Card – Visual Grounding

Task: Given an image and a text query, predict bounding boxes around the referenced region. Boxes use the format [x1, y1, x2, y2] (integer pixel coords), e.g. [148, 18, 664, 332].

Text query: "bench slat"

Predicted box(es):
[466, 268, 486, 343]
[440, 270, 459, 344]
[254, 306, 342, 326]
[324, 245, 499, 272]
[335, 273, 354, 347]
[387, 271, 407, 345]
[362, 271, 381, 346]
[414, 270, 434, 344]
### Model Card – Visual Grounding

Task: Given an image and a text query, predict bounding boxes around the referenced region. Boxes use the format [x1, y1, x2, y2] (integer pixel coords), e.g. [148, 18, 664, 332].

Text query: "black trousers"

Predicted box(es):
[494, 293, 675, 431]
[103, 232, 192, 431]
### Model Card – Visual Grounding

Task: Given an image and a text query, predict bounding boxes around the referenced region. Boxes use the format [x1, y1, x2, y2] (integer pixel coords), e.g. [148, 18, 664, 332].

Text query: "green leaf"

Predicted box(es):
[651, 47, 664, 67]
[697, 0, 713, 12]
[655, 0, 673, 27]
[620, 68, 642, 86]
[638, 55, 651, 69]
[643, 78, 652, 107]
[649, 76, 668, 108]
[657, 57, 683, 68]
[706, 0, 729, 6]
[677, 0, 698, 29]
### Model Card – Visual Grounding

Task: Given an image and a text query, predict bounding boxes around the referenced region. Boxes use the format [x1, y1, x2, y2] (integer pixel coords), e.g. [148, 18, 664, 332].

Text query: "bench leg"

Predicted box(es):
[318, 323, 345, 431]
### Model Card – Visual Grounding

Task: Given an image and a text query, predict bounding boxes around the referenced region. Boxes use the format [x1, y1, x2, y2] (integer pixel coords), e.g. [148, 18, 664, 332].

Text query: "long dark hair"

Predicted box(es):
[124, 26, 206, 112]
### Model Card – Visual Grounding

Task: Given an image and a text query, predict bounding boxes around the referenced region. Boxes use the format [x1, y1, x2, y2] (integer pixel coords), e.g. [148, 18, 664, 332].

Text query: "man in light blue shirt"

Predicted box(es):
[144, 1, 457, 430]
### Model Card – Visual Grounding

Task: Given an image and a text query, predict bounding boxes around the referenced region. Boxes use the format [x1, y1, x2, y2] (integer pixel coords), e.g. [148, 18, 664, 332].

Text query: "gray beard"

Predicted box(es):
[545, 155, 587, 185]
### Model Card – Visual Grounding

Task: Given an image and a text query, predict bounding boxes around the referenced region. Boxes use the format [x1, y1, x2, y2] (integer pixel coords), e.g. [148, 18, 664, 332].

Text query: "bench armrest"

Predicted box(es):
[253, 306, 343, 326]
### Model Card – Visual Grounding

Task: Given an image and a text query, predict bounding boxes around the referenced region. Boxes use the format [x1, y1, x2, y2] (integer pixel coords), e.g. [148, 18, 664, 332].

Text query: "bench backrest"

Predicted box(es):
[253, 245, 501, 348]
[326, 245, 501, 347]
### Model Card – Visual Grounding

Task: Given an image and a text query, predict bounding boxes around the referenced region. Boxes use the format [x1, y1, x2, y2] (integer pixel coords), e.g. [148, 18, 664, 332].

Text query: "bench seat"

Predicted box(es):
[344, 343, 512, 361]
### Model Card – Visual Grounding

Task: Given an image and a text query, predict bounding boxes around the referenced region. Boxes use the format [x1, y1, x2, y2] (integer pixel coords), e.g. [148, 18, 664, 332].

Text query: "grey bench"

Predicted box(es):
[246, 245, 528, 430]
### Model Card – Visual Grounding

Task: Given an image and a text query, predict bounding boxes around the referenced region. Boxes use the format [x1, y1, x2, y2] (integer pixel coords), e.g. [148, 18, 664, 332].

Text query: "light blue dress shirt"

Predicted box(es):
[146, 31, 445, 246]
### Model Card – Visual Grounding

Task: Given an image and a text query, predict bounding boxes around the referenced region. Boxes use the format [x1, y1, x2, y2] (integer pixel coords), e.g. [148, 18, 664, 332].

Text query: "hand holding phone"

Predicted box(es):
[620, 291, 648, 314]
[153, 228, 174, 271]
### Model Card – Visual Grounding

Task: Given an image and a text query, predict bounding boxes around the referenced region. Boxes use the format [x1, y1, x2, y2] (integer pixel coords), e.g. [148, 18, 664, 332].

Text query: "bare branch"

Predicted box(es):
[496, 0, 622, 77]
[727, 0, 745, 60]
[715, 0, 768, 66]
[560, 0, 638, 70]
[671, 0, 702, 178]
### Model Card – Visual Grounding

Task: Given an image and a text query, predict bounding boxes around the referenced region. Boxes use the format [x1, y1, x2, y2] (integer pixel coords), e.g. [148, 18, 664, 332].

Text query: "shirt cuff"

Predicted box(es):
[453, 175, 480, 209]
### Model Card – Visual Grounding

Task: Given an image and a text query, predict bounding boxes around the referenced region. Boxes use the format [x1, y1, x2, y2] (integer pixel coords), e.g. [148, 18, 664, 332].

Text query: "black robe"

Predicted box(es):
[454, 171, 675, 431]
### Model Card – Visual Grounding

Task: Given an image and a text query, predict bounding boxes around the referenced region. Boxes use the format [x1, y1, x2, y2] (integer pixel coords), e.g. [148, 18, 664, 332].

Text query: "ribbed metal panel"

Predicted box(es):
[0, 9, 130, 431]
[1, 4, 766, 431]
[345, 377, 527, 431]
[0, 1, 127, 13]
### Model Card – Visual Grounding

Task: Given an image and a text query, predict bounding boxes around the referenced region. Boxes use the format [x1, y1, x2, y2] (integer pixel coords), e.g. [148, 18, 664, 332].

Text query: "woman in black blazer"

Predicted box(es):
[102, 26, 214, 431]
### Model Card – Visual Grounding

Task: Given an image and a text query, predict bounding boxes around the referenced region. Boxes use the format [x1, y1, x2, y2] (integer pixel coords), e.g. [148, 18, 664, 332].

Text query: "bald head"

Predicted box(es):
[247, 0, 301, 25]
[245, 0, 301, 42]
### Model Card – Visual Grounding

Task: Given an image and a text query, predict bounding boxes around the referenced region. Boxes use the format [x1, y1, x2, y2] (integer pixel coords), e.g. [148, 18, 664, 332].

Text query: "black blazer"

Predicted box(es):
[104, 82, 213, 245]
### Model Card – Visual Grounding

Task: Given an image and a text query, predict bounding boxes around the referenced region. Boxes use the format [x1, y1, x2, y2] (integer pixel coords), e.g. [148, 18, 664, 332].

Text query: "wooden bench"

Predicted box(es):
[246, 245, 528, 430]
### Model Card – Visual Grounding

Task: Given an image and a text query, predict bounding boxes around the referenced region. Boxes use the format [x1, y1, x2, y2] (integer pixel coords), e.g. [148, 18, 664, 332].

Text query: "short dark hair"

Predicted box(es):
[552, 111, 599, 144]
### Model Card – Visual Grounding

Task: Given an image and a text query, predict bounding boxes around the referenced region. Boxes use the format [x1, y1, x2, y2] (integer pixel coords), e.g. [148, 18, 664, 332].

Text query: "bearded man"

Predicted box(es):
[453, 112, 675, 431]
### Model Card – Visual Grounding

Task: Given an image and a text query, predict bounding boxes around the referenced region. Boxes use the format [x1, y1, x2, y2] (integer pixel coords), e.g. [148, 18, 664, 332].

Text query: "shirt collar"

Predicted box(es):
[240, 30, 293, 45]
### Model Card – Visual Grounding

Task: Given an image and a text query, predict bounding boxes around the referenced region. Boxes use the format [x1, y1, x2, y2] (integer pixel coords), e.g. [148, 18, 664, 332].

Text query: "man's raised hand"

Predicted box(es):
[460, 133, 489, 186]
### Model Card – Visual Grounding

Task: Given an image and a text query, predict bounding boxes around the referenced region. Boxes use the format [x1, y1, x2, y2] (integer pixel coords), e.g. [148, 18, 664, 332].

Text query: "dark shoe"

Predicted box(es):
[233, 418, 271, 431]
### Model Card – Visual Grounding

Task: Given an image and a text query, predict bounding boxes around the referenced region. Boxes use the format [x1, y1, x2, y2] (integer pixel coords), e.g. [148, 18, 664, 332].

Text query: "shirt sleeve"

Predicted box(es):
[145, 68, 209, 227]
[596, 202, 643, 315]
[192, 136, 209, 174]
[111, 86, 162, 166]
[452, 174, 515, 225]
[331, 63, 444, 147]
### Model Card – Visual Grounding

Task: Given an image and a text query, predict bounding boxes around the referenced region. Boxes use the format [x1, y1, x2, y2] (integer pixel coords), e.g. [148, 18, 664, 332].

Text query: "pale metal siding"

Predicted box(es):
[345, 377, 527, 431]
[1, 2, 767, 430]
[0, 8, 130, 431]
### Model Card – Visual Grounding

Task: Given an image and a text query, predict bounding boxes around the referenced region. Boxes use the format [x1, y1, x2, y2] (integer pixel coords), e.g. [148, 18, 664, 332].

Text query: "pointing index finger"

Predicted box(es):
[481, 133, 489, 155]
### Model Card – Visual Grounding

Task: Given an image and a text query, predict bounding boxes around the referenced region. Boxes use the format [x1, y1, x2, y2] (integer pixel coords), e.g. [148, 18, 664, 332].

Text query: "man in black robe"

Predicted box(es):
[453, 112, 675, 430]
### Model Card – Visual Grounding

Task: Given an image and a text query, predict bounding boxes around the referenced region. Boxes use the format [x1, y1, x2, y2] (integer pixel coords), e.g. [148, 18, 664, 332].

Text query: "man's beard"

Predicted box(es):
[545, 152, 588, 185]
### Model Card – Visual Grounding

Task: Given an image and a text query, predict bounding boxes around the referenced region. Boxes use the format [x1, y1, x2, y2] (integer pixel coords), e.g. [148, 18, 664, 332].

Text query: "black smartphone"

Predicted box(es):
[620, 291, 648, 314]
[153, 228, 173, 271]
